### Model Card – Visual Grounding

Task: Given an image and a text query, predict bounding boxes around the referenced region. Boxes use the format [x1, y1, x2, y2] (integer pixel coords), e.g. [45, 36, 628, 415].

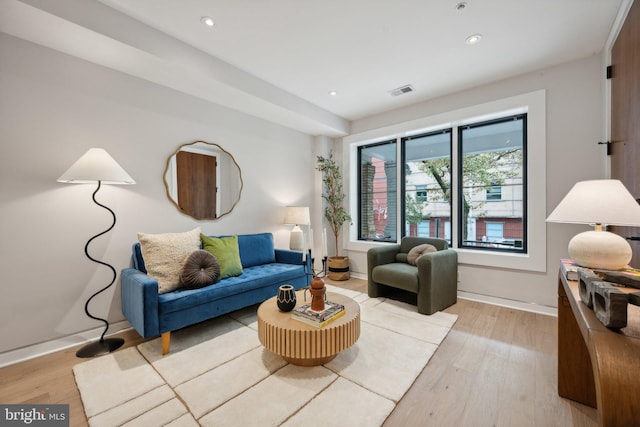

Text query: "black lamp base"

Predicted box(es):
[76, 337, 125, 358]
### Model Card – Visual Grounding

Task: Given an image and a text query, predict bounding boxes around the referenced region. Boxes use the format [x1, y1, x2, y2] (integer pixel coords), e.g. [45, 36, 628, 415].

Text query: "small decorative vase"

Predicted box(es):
[276, 285, 296, 312]
[309, 276, 326, 311]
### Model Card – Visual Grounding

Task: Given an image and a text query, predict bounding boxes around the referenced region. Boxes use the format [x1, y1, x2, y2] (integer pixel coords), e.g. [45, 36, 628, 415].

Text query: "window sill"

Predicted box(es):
[347, 240, 545, 273]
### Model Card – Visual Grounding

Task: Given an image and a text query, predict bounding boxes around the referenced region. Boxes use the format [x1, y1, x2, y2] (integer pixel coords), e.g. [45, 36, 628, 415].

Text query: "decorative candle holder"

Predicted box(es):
[309, 276, 326, 311]
[307, 250, 327, 278]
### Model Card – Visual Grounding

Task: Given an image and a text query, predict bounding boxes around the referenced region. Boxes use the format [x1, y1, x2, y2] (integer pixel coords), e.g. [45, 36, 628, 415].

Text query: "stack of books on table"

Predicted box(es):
[291, 301, 345, 328]
[560, 258, 581, 281]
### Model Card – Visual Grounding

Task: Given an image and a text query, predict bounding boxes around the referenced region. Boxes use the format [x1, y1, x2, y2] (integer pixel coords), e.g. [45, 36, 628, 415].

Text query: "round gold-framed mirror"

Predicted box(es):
[163, 140, 243, 220]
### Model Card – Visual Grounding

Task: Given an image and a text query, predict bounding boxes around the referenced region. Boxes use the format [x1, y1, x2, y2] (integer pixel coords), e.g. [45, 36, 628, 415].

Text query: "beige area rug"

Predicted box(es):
[73, 285, 457, 426]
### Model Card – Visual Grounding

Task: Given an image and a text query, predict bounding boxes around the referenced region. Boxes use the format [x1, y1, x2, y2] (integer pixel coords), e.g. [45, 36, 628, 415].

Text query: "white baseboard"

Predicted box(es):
[458, 291, 557, 316]
[349, 273, 557, 316]
[348, 272, 367, 280]
[0, 321, 131, 368]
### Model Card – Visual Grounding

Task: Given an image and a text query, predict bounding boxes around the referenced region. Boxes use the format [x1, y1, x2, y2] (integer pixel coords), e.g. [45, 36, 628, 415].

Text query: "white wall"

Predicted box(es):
[0, 30, 609, 364]
[0, 34, 314, 359]
[345, 54, 607, 311]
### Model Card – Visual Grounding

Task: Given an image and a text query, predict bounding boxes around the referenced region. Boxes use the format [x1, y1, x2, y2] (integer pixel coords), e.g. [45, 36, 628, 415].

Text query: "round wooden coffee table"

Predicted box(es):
[257, 290, 360, 366]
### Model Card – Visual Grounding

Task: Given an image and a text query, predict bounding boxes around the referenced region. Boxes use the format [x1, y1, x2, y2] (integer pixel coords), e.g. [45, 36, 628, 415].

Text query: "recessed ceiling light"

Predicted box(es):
[328, 90, 337, 96]
[465, 34, 482, 45]
[201, 16, 215, 27]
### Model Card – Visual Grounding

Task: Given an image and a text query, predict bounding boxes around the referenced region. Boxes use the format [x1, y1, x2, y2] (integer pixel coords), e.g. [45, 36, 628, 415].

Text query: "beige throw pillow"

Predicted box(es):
[407, 243, 437, 265]
[138, 227, 201, 294]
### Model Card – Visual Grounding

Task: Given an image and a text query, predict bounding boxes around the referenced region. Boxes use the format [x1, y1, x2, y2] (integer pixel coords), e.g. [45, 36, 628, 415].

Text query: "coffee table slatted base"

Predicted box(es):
[257, 292, 361, 366]
[259, 318, 360, 366]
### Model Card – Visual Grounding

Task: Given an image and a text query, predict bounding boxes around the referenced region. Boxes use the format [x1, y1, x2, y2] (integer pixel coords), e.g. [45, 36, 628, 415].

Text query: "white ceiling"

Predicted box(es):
[1, 0, 628, 136]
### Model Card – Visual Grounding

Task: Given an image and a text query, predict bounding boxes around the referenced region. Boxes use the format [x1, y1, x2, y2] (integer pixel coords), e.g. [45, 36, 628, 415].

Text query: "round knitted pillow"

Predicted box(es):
[407, 244, 437, 265]
[180, 250, 220, 289]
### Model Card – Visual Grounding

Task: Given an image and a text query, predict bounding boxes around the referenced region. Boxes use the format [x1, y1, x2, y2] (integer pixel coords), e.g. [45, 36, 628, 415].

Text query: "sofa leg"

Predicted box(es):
[161, 332, 171, 355]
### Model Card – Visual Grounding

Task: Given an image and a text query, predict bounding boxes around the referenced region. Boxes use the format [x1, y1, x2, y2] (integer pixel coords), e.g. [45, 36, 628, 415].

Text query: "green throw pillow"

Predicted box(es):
[201, 234, 243, 279]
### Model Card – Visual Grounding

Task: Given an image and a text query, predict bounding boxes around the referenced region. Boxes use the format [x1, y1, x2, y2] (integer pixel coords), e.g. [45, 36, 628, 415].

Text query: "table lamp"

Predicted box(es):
[546, 179, 640, 270]
[284, 206, 310, 251]
[58, 148, 135, 357]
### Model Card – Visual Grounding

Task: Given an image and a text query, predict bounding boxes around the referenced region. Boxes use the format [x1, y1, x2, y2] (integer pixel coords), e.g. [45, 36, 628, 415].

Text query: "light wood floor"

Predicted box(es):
[0, 278, 597, 427]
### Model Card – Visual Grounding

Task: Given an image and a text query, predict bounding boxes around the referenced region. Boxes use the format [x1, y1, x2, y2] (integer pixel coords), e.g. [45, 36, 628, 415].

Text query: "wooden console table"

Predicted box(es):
[557, 269, 640, 426]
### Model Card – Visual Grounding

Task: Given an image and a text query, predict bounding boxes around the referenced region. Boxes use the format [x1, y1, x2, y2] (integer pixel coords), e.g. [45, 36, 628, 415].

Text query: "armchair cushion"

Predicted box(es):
[407, 244, 437, 265]
[396, 253, 408, 263]
[371, 262, 419, 293]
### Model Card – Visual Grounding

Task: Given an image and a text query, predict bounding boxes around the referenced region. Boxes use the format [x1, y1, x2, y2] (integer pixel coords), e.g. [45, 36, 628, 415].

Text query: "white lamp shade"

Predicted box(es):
[546, 179, 640, 226]
[284, 206, 310, 225]
[57, 148, 135, 184]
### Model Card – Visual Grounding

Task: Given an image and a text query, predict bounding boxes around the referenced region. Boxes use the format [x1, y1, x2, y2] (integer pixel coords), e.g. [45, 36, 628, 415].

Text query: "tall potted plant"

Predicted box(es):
[316, 151, 352, 280]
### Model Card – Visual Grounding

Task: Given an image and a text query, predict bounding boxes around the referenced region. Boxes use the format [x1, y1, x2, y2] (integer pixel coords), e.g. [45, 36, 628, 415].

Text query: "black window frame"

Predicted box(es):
[357, 139, 397, 243]
[401, 129, 453, 241]
[355, 113, 527, 254]
[457, 113, 528, 253]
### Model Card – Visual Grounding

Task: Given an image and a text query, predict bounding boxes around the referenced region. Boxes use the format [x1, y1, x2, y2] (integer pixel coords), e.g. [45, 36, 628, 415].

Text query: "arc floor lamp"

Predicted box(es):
[58, 148, 135, 358]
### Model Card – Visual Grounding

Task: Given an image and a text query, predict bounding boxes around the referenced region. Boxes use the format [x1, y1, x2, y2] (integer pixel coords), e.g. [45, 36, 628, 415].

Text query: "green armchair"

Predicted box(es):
[367, 237, 458, 315]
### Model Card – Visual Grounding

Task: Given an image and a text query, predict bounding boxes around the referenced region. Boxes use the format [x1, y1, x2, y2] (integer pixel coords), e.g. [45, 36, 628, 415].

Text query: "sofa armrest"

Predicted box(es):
[121, 268, 160, 338]
[275, 249, 304, 265]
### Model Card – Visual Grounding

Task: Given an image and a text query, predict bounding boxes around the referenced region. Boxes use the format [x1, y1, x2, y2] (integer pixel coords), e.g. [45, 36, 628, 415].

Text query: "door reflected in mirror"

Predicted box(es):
[164, 141, 243, 220]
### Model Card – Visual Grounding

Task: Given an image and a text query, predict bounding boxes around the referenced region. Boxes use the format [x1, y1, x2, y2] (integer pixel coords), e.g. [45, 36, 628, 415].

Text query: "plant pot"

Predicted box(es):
[327, 256, 350, 281]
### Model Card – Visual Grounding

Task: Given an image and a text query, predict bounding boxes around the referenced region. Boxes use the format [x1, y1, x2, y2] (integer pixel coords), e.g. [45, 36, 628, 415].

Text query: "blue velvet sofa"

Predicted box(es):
[121, 232, 310, 354]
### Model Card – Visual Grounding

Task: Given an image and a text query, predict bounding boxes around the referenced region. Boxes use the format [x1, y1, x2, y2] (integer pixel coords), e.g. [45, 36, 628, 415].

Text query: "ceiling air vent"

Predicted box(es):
[390, 84, 414, 97]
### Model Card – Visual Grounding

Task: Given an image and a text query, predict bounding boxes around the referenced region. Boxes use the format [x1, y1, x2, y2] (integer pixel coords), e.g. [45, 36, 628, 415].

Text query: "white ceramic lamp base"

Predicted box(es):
[289, 225, 304, 251]
[568, 229, 632, 270]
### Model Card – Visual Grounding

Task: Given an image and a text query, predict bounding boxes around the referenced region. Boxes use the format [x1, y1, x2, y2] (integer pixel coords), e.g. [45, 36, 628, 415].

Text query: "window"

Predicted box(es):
[356, 114, 526, 253]
[458, 114, 526, 252]
[417, 221, 430, 237]
[403, 130, 452, 241]
[486, 184, 502, 201]
[416, 186, 428, 203]
[485, 222, 504, 242]
[348, 90, 544, 271]
[358, 140, 397, 242]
